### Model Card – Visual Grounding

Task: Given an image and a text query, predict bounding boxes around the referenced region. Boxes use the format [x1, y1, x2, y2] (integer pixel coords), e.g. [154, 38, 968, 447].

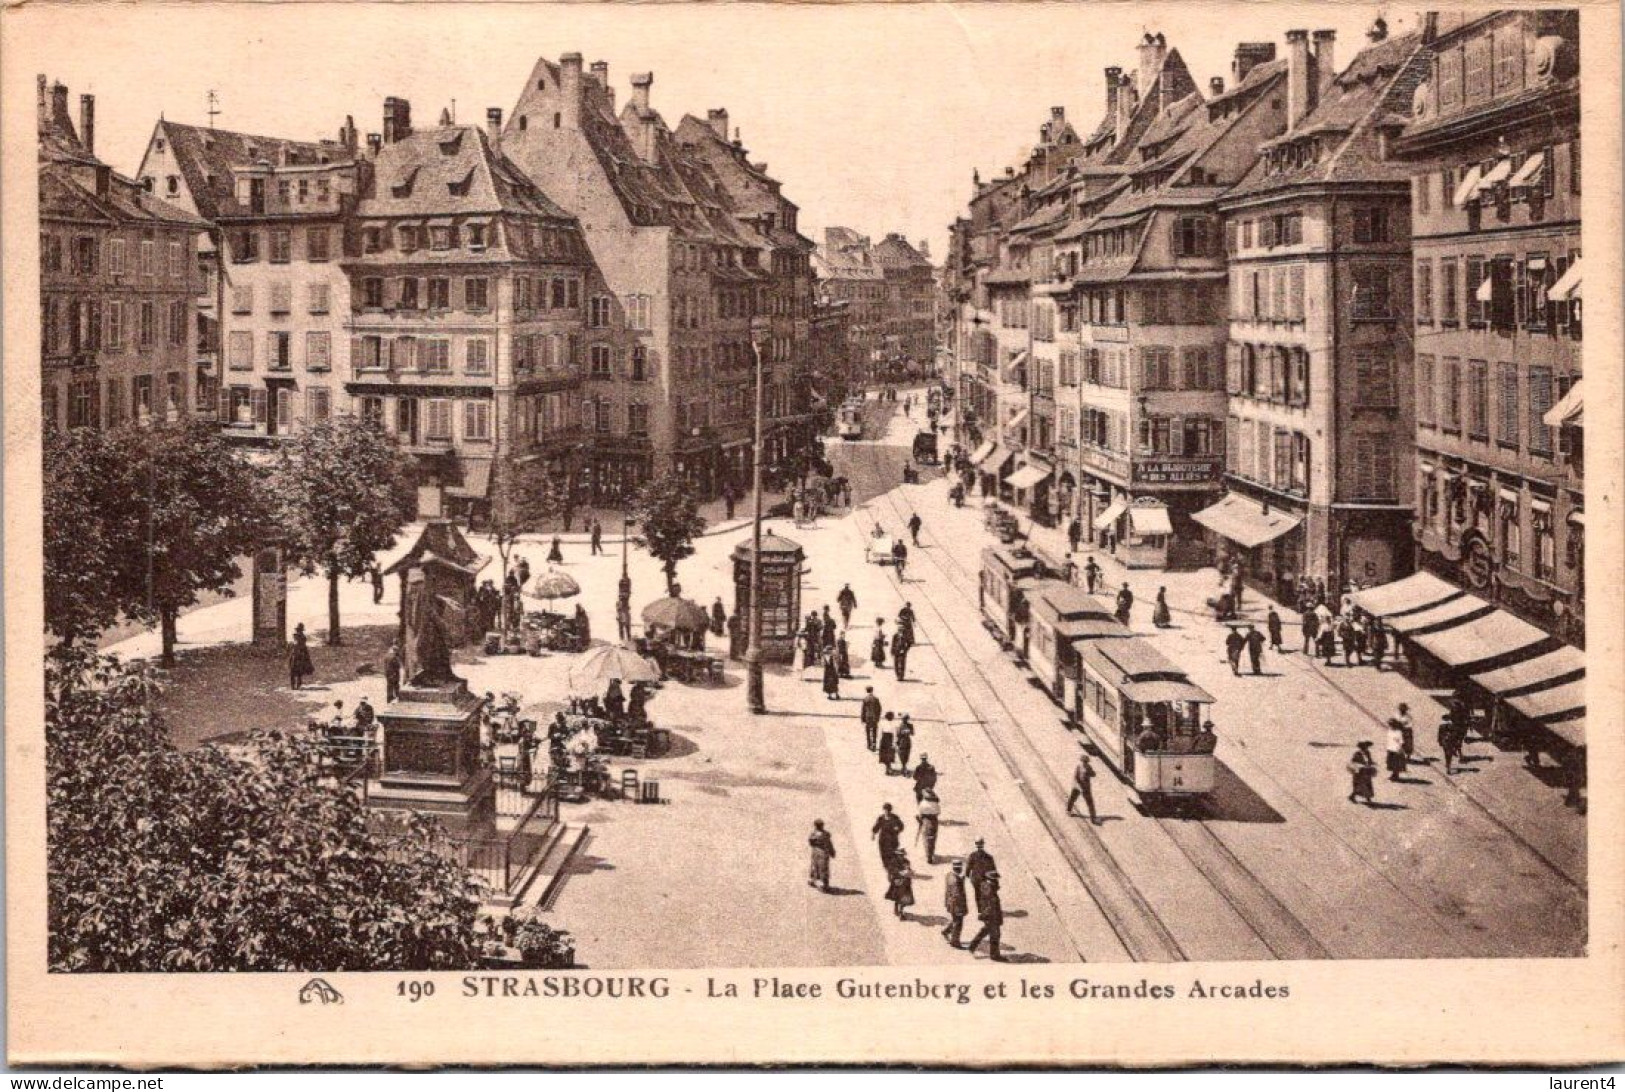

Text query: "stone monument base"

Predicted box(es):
[367, 680, 491, 824]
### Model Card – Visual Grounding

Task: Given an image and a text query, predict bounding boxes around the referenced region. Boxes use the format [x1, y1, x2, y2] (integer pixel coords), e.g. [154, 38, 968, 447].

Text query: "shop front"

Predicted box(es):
[1192, 492, 1304, 598]
[1004, 459, 1054, 526]
[1121, 498, 1173, 570]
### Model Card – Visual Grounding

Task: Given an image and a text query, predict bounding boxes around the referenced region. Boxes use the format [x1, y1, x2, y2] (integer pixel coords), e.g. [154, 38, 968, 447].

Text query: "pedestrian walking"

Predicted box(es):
[836, 633, 852, 679]
[547, 536, 563, 564]
[943, 861, 968, 948]
[802, 620, 819, 670]
[837, 583, 858, 628]
[1066, 747, 1099, 824]
[710, 597, 727, 638]
[1438, 712, 1464, 775]
[1385, 718, 1409, 781]
[965, 839, 996, 912]
[616, 594, 633, 642]
[871, 804, 904, 868]
[821, 606, 838, 649]
[1229, 566, 1245, 611]
[516, 556, 531, 587]
[1115, 582, 1134, 626]
[878, 714, 898, 774]
[966, 872, 1006, 962]
[821, 648, 841, 701]
[1348, 741, 1378, 805]
[908, 512, 923, 546]
[1245, 624, 1266, 676]
[891, 630, 909, 681]
[1301, 608, 1320, 654]
[892, 539, 909, 581]
[884, 850, 916, 919]
[1068, 518, 1083, 554]
[916, 789, 942, 864]
[912, 753, 938, 802]
[1084, 556, 1101, 595]
[1267, 607, 1284, 653]
[1395, 702, 1415, 759]
[1224, 627, 1245, 675]
[371, 565, 385, 604]
[1152, 587, 1172, 628]
[895, 713, 915, 773]
[383, 641, 402, 703]
[1369, 622, 1389, 670]
[898, 602, 917, 644]
[1317, 627, 1337, 664]
[289, 623, 314, 690]
[871, 622, 888, 670]
[1338, 616, 1358, 666]
[860, 688, 882, 751]
[807, 820, 835, 892]
[590, 519, 603, 556]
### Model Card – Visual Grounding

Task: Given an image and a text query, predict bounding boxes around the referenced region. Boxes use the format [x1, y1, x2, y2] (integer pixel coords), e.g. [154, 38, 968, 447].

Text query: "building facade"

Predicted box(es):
[813, 228, 888, 385]
[1211, 25, 1427, 596]
[1390, 10, 1583, 643]
[40, 77, 206, 433]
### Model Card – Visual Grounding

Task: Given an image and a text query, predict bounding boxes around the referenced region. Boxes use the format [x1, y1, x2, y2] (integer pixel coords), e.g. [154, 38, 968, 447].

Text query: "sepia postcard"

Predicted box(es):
[3, 0, 1622, 1069]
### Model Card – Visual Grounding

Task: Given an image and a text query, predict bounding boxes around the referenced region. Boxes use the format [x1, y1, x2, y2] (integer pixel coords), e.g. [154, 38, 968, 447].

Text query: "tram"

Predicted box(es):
[1027, 584, 1128, 704]
[979, 546, 1044, 657]
[836, 399, 865, 441]
[1073, 635, 1217, 801]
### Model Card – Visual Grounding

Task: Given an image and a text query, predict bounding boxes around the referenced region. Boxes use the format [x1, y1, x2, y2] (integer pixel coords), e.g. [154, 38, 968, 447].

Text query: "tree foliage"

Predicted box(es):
[631, 473, 709, 594]
[269, 416, 415, 644]
[43, 421, 264, 662]
[46, 646, 483, 972]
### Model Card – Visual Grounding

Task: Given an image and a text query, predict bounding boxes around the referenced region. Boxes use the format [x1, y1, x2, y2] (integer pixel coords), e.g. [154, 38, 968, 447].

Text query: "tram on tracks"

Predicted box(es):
[836, 399, 865, 441]
[1026, 584, 1129, 704]
[979, 545, 1044, 656]
[1073, 635, 1217, 801]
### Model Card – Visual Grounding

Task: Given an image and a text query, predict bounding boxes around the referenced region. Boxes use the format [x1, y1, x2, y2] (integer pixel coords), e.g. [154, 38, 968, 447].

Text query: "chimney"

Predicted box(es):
[1313, 29, 1337, 94]
[559, 53, 583, 129]
[630, 71, 652, 113]
[486, 107, 503, 142]
[1115, 72, 1138, 145]
[95, 163, 111, 197]
[1210, 76, 1225, 96]
[1137, 32, 1167, 96]
[78, 93, 95, 154]
[340, 115, 359, 154]
[1367, 16, 1389, 43]
[37, 74, 48, 128]
[589, 60, 609, 87]
[707, 108, 729, 140]
[50, 81, 72, 136]
[1285, 29, 1312, 128]
[1104, 66, 1122, 118]
[1232, 42, 1276, 85]
[366, 132, 383, 157]
[382, 96, 411, 144]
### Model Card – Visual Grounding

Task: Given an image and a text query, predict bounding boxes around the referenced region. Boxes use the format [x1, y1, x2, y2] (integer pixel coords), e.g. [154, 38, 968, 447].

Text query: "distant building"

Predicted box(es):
[813, 228, 886, 383]
[1212, 25, 1429, 597]
[872, 233, 938, 369]
[1389, 10, 1583, 643]
[809, 295, 853, 404]
[139, 116, 362, 446]
[814, 227, 935, 385]
[40, 76, 207, 432]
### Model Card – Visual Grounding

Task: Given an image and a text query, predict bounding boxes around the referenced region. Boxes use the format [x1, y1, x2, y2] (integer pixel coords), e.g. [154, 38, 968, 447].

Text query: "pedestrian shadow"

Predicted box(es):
[1177, 761, 1286, 824]
[1390, 774, 1432, 785]
[821, 886, 867, 898]
[1360, 800, 1409, 811]
[938, 818, 971, 828]
[909, 912, 951, 928]
[999, 951, 1051, 964]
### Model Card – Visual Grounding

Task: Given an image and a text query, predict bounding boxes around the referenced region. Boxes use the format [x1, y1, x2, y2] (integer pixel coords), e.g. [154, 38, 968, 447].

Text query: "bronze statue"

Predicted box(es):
[402, 571, 459, 688]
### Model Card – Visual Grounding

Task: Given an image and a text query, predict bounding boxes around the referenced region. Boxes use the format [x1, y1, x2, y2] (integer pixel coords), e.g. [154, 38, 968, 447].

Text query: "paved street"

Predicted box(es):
[111, 387, 1585, 965]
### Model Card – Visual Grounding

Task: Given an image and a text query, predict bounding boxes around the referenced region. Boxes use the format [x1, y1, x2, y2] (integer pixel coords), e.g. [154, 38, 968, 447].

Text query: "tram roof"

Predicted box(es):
[1082, 638, 1213, 704]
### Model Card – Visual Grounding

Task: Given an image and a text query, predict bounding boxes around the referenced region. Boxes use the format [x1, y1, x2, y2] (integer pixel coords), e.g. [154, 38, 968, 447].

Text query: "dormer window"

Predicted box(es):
[430, 225, 454, 250]
[438, 132, 464, 156]
[467, 223, 486, 249]
[392, 168, 418, 198]
[447, 169, 474, 197]
[399, 226, 418, 253]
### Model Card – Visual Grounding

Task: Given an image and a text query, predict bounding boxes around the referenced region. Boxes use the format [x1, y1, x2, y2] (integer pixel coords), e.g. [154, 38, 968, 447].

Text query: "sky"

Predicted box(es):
[10, 2, 1411, 258]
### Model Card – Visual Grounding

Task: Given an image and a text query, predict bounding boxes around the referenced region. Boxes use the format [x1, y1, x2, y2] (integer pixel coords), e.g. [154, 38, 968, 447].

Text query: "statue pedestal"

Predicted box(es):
[368, 681, 491, 827]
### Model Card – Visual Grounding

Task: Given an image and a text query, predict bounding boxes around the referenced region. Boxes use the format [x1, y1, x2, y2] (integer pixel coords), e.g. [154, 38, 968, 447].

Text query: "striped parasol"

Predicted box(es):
[526, 569, 581, 606]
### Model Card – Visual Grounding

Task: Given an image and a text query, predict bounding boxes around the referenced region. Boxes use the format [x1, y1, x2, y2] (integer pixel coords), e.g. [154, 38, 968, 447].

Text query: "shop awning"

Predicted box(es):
[968, 440, 997, 466]
[977, 444, 1013, 472]
[1385, 592, 1494, 636]
[1568, 509, 1585, 528]
[1191, 493, 1302, 549]
[1005, 463, 1050, 490]
[446, 458, 493, 499]
[1471, 645, 1585, 696]
[1474, 276, 1495, 303]
[1508, 151, 1546, 189]
[1006, 407, 1030, 433]
[1451, 163, 1485, 206]
[1547, 258, 1582, 302]
[1093, 497, 1129, 531]
[1411, 608, 1552, 670]
[1545, 716, 1585, 748]
[1507, 679, 1585, 723]
[1352, 571, 1465, 618]
[1129, 505, 1173, 536]
[1473, 157, 1513, 195]
[1542, 380, 1582, 428]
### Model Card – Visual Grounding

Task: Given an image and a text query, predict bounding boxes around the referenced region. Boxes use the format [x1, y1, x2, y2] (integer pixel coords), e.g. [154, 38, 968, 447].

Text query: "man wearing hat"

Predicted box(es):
[871, 803, 905, 869]
[1066, 747, 1099, 825]
[942, 860, 969, 949]
[859, 687, 883, 752]
[965, 838, 997, 914]
[807, 819, 836, 893]
[1348, 740, 1378, 805]
[966, 870, 1006, 962]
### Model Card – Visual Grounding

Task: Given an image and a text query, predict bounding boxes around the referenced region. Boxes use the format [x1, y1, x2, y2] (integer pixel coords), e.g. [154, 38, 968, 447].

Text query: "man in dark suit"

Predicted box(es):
[966, 871, 1006, 962]
[871, 804, 904, 869]
[860, 688, 883, 752]
[965, 838, 996, 912]
[942, 860, 968, 949]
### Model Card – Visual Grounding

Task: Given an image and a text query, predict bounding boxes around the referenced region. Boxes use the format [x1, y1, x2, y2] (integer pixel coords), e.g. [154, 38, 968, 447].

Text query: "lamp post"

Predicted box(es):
[746, 317, 772, 714]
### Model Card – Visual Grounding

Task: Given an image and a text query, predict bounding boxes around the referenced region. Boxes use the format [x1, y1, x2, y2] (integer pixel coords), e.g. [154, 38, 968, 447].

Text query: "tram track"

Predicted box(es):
[853, 440, 1332, 961]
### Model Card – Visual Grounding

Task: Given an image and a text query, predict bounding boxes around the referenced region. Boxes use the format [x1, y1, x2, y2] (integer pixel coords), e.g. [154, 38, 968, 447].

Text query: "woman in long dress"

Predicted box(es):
[1385, 720, 1408, 780]
[821, 648, 840, 701]
[884, 850, 916, 919]
[1152, 587, 1172, 628]
[877, 718, 898, 774]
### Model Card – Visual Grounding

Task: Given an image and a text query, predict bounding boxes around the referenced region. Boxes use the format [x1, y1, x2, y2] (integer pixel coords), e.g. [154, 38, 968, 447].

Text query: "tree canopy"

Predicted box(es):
[631, 473, 709, 594]
[47, 646, 483, 972]
[269, 416, 415, 644]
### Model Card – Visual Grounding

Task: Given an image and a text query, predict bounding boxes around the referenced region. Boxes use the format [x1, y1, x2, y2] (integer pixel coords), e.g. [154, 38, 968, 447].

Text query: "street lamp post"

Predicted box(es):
[745, 318, 771, 714]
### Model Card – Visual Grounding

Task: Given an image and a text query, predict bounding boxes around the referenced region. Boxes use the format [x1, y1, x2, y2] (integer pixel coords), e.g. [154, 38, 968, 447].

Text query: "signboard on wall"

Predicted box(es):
[1134, 458, 1220, 486]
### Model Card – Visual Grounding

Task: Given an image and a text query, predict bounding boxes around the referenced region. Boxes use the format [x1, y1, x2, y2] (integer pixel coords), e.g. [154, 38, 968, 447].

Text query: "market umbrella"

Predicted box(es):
[526, 569, 581, 607]
[641, 596, 709, 633]
[568, 644, 662, 692]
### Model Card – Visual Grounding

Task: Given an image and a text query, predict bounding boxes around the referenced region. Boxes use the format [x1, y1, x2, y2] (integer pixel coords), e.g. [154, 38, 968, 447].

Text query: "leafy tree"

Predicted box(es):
[488, 462, 569, 629]
[631, 473, 708, 595]
[44, 421, 263, 664]
[46, 646, 484, 972]
[270, 416, 414, 646]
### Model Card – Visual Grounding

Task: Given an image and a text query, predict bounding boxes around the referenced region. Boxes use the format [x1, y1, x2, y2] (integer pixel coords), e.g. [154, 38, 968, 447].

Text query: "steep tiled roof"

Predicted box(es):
[158, 120, 352, 220]
[358, 125, 572, 219]
[39, 96, 206, 229]
[873, 234, 933, 268]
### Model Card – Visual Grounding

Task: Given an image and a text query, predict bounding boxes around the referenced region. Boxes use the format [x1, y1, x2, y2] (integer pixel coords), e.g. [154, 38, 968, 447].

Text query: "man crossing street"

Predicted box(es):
[860, 687, 882, 751]
[1066, 748, 1099, 824]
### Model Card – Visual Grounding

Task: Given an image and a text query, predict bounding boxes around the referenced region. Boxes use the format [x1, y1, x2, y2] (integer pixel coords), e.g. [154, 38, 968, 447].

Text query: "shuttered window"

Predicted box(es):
[1496, 362, 1519, 446]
